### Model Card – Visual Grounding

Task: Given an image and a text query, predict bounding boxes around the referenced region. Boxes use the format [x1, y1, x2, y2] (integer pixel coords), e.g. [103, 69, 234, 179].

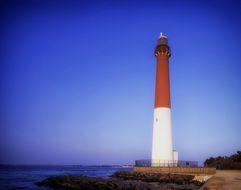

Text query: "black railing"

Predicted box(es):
[135, 159, 198, 167]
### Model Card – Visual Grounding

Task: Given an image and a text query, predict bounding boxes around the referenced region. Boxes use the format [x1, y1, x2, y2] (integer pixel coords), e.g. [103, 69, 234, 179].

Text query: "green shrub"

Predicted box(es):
[204, 151, 241, 169]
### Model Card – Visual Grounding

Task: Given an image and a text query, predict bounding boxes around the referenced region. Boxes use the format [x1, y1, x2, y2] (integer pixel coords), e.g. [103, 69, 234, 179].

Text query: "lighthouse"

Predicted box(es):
[151, 33, 178, 166]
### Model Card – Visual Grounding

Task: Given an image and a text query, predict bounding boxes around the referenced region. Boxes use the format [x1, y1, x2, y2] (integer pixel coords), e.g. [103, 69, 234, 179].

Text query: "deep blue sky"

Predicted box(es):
[1, 0, 241, 165]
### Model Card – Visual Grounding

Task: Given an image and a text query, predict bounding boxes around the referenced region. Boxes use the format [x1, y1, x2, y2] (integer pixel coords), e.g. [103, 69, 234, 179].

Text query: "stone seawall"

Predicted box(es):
[134, 166, 216, 175]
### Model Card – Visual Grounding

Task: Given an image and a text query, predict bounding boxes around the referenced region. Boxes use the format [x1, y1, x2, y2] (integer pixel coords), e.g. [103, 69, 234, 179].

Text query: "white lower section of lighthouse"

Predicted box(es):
[152, 107, 177, 166]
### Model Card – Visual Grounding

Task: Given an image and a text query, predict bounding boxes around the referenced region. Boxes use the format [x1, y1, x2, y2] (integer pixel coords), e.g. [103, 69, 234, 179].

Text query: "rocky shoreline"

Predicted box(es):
[36, 171, 207, 190]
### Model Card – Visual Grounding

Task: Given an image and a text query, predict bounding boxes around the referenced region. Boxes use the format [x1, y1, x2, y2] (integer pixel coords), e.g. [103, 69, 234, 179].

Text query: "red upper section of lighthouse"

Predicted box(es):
[154, 34, 171, 108]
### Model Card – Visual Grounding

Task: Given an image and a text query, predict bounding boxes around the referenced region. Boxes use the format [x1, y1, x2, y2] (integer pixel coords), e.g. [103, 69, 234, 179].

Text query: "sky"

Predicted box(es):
[0, 0, 241, 165]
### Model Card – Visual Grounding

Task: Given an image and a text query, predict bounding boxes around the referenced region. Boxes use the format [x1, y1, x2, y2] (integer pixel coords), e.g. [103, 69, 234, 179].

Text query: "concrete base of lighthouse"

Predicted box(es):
[151, 107, 177, 166]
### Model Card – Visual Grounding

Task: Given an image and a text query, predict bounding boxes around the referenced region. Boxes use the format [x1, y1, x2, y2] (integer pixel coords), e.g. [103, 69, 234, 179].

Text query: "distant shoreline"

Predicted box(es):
[0, 164, 133, 167]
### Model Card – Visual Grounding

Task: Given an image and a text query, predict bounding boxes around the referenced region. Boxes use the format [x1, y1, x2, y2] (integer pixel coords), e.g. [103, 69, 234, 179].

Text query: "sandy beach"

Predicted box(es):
[201, 170, 241, 190]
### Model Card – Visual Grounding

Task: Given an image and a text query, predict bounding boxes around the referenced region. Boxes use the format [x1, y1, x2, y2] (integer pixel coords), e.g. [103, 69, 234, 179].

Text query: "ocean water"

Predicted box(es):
[0, 165, 132, 190]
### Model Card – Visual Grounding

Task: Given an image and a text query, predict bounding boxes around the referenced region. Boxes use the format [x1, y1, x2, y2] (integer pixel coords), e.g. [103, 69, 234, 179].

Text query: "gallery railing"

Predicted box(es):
[135, 159, 198, 167]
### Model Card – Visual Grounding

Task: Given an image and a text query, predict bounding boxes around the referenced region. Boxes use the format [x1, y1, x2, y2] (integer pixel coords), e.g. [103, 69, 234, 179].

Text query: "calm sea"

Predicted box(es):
[0, 165, 132, 190]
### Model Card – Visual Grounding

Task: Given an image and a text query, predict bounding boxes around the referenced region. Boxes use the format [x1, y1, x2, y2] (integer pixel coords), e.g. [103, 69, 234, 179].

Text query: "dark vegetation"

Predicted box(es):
[112, 171, 197, 185]
[204, 151, 241, 169]
[36, 172, 203, 190]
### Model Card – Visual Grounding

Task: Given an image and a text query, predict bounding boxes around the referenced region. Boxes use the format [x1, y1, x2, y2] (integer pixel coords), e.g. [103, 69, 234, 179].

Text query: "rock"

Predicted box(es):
[36, 171, 204, 190]
[111, 171, 196, 184]
[192, 175, 212, 183]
